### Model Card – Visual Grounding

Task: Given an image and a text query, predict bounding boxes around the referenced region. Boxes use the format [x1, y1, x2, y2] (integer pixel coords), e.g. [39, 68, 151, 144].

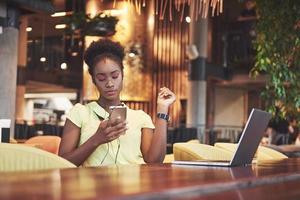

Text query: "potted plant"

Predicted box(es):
[65, 12, 119, 37]
[251, 0, 300, 120]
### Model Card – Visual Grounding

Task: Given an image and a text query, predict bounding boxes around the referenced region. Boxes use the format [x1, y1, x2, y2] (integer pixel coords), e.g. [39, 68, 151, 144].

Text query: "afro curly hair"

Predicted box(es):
[84, 39, 125, 77]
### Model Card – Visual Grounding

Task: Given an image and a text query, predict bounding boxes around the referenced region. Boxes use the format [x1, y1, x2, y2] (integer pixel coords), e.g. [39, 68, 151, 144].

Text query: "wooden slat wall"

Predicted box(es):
[123, 100, 150, 114]
[148, 2, 190, 127]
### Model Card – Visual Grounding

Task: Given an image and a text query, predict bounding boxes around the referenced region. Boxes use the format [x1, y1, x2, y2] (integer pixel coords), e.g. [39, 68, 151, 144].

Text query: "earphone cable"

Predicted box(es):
[114, 138, 120, 164]
[100, 143, 109, 164]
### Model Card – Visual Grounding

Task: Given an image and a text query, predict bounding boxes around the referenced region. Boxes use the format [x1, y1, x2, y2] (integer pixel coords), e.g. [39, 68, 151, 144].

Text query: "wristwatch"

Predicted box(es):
[157, 113, 169, 122]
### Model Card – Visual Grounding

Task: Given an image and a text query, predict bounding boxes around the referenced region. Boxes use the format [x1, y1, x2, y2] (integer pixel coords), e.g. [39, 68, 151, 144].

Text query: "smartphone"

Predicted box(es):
[109, 106, 127, 122]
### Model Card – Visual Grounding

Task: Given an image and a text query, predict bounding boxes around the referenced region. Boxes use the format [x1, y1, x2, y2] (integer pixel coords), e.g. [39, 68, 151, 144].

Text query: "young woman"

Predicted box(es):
[59, 39, 176, 166]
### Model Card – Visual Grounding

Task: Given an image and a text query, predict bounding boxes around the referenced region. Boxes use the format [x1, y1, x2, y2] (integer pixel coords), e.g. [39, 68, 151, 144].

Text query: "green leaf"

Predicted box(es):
[253, 0, 300, 121]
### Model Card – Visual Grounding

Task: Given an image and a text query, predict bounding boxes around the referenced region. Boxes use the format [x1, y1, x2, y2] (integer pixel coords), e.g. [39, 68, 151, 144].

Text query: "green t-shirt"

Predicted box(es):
[66, 102, 155, 166]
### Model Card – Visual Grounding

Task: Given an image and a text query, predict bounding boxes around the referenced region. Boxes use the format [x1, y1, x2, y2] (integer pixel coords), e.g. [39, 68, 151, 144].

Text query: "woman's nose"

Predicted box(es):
[106, 80, 114, 88]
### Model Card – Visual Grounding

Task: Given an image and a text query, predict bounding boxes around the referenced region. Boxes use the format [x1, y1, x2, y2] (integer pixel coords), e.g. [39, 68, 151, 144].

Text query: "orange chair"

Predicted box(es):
[25, 136, 61, 155]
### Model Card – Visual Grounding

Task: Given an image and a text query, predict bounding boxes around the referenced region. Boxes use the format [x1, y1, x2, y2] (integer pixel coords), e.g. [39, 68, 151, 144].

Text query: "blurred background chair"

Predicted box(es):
[187, 139, 200, 143]
[214, 142, 238, 153]
[257, 145, 288, 160]
[214, 142, 287, 161]
[24, 136, 61, 154]
[167, 127, 198, 154]
[163, 154, 174, 163]
[173, 143, 232, 161]
[9, 138, 18, 144]
[0, 143, 76, 172]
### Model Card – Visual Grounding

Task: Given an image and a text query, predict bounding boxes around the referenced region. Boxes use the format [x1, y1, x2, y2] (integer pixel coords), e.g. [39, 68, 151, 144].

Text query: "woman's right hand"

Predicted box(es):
[94, 119, 127, 145]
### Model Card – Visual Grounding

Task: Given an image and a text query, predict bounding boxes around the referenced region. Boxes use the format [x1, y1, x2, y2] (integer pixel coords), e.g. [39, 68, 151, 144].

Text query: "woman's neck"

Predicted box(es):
[98, 97, 121, 112]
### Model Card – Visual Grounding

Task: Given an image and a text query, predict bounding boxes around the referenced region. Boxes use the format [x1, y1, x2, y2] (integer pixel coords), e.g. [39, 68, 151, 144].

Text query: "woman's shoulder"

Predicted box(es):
[68, 102, 96, 116]
[72, 103, 86, 109]
[70, 103, 88, 112]
[66, 103, 91, 127]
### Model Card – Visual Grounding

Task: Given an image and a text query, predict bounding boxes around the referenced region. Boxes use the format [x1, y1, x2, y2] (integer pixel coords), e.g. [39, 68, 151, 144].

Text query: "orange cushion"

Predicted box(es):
[25, 136, 61, 154]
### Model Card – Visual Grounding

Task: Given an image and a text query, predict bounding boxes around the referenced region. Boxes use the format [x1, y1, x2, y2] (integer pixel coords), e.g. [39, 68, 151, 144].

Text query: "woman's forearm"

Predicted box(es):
[144, 119, 167, 163]
[60, 134, 102, 166]
[144, 105, 169, 163]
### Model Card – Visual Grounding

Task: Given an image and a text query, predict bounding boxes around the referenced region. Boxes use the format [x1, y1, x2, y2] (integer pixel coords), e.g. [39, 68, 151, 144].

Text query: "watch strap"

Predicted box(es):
[157, 113, 169, 121]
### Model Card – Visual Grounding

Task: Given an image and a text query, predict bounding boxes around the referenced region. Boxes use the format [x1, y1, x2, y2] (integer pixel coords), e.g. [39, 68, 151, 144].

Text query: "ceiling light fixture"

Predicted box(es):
[40, 57, 46, 62]
[26, 27, 32, 32]
[55, 24, 67, 29]
[60, 62, 67, 70]
[185, 16, 191, 23]
[51, 11, 73, 18]
[71, 52, 78, 57]
[51, 12, 67, 17]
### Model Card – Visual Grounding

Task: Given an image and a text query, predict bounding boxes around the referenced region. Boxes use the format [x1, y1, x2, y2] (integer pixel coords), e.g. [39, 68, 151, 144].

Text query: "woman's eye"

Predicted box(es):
[96, 75, 106, 81]
[111, 72, 120, 79]
[112, 75, 119, 79]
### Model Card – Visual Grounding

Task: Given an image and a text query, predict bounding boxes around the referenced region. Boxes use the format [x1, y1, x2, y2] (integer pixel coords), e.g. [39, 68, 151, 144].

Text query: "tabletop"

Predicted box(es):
[1, 158, 300, 200]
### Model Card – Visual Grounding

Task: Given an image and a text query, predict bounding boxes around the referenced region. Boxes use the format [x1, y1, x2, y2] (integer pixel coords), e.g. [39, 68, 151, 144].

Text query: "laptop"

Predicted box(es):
[172, 108, 272, 167]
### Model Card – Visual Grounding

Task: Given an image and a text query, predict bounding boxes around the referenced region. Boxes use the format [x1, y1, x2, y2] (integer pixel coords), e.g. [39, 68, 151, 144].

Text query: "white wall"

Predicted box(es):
[214, 87, 246, 127]
[24, 100, 34, 124]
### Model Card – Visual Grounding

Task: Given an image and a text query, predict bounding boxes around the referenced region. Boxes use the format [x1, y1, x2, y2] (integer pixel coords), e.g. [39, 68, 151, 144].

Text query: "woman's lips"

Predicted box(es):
[105, 90, 117, 96]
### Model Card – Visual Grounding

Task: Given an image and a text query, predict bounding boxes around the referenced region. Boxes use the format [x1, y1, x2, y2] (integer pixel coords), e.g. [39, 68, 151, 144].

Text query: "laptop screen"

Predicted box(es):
[230, 109, 272, 166]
